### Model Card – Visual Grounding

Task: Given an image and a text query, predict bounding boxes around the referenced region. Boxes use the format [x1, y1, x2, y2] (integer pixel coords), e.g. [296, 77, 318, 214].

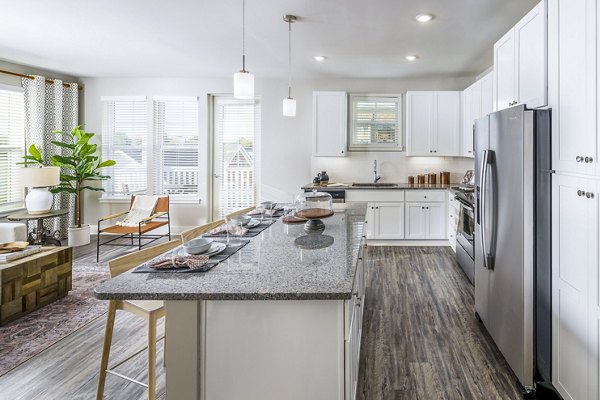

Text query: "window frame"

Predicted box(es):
[0, 83, 26, 214]
[348, 93, 403, 152]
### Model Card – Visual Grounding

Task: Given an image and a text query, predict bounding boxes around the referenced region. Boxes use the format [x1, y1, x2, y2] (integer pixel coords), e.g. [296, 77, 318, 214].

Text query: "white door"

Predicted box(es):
[405, 203, 426, 239]
[425, 203, 446, 239]
[375, 202, 405, 239]
[494, 29, 516, 111]
[515, 1, 547, 108]
[312, 92, 347, 157]
[462, 87, 473, 156]
[552, 174, 599, 400]
[406, 92, 433, 156]
[364, 204, 376, 239]
[549, 0, 597, 176]
[434, 92, 461, 156]
[211, 96, 260, 219]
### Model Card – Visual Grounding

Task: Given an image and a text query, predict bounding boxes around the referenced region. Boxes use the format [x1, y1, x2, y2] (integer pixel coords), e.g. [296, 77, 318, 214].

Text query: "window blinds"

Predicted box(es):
[153, 97, 200, 201]
[349, 95, 402, 150]
[101, 97, 147, 198]
[0, 87, 25, 211]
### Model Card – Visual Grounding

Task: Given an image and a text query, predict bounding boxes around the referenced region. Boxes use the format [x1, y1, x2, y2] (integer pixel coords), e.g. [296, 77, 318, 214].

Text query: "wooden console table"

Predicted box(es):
[0, 247, 72, 326]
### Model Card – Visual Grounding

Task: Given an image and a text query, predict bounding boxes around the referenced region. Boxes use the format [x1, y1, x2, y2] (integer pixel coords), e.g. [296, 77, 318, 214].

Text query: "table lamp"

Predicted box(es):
[20, 166, 60, 214]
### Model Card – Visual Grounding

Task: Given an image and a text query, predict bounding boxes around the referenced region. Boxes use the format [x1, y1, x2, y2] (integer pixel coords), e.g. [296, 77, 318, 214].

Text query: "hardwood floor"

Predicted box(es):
[357, 246, 522, 400]
[0, 245, 521, 399]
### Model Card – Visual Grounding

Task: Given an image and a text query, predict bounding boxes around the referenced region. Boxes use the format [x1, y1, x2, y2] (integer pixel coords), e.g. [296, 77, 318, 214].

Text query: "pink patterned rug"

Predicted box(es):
[0, 255, 110, 376]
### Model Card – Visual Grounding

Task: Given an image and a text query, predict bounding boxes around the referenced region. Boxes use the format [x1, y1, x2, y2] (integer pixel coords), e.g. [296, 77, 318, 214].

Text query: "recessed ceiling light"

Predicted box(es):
[313, 55, 327, 62]
[415, 14, 434, 23]
[405, 55, 418, 61]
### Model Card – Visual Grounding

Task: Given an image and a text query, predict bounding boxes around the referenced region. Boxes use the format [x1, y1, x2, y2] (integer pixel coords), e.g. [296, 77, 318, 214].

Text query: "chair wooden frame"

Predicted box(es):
[97, 239, 182, 400]
[225, 206, 256, 221]
[180, 219, 225, 243]
[96, 196, 171, 262]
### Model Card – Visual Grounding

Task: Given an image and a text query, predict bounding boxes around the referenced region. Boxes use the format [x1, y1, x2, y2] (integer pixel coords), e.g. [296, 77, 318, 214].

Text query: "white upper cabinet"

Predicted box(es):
[406, 91, 461, 156]
[548, 0, 598, 176]
[480, 72, 494, 116]
[461, 71, 493, 157]
[494, 1, 547, 111]
[312, 91, 347, 157]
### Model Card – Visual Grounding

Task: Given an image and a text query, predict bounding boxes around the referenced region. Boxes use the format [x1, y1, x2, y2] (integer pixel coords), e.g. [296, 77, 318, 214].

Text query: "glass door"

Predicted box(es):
[211, 96, 260, 219]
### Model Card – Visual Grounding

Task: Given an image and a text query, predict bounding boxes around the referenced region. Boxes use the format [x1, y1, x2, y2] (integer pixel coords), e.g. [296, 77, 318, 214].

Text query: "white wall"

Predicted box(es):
[82, 75, 476, 233]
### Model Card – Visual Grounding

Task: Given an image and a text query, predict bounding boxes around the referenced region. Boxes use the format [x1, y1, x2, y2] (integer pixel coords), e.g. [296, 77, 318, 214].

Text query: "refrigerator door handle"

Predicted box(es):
[479, 149, 490, 269]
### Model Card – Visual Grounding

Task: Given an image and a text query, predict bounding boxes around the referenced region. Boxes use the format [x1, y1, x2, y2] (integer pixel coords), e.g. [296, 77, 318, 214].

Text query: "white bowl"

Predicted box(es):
[183, 237, 213, 254]
[261, 201, 276, 209]
[231, 215, 252, 226]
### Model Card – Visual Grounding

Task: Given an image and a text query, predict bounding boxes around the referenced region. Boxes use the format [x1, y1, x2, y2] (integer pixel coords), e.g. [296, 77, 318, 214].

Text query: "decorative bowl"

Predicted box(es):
[231, 215, 252, 226]
[183, 237, 214, 255]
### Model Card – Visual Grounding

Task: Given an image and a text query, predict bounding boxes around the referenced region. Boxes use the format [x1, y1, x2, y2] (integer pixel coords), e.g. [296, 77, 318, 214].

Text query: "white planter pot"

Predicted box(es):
[68, 225, 90, 247]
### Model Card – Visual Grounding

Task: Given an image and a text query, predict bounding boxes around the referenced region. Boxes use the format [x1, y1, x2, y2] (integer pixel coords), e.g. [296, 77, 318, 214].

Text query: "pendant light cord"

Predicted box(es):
[242, 0, 246, 72]
[288, 18, 292, 98]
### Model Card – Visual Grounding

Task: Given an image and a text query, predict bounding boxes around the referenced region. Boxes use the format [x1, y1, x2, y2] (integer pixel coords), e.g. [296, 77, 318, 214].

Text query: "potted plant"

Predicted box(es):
[22, 126, 115, 246]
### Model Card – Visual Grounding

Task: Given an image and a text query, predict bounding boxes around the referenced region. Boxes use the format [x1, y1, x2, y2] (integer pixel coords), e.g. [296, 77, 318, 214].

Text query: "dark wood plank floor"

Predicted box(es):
[357, 246, 522, 400]
[0, 244, 521, 399]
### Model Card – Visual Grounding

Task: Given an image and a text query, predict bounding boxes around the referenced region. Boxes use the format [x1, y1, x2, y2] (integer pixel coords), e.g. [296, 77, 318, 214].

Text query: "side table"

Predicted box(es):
[7, 209, 68, 246]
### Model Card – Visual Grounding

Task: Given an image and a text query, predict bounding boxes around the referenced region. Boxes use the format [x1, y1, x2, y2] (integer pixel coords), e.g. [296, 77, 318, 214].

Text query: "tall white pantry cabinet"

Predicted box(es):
[548, 0, 600, 399]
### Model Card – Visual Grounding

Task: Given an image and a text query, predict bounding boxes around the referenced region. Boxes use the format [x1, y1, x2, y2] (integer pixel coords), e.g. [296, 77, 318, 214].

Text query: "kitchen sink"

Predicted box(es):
[351, 182, 398, 187]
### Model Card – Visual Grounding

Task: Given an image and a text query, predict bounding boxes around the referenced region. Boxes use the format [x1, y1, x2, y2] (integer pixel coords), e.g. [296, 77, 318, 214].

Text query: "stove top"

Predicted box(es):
[453, 185, 475, 207]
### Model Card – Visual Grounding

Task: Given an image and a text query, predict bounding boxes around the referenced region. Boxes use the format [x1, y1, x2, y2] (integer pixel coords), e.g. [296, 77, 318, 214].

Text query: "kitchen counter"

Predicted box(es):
[301, 182, 460, 191]
[94, 202, 367, 301]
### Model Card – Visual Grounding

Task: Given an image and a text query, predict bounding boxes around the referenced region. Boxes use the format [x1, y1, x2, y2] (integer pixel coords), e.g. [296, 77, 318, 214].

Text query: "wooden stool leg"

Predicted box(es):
[96, 301, 117, 400]
[148, 314, 157, 400]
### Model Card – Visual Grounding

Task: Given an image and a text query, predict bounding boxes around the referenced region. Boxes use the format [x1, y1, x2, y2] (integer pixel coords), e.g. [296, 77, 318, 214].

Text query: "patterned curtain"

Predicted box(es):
[22, 76, 79, 237]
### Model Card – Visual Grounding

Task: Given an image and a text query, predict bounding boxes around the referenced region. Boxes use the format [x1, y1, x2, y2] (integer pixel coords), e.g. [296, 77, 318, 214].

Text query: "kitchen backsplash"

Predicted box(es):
[311, 152, 475, 184]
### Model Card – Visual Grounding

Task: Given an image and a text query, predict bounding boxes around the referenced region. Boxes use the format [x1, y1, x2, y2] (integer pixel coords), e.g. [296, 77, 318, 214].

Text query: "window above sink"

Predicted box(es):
[348, 94, 403, 152]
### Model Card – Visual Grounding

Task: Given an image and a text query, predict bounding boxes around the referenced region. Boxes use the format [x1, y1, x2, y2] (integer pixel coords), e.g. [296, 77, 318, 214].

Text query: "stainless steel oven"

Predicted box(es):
[455, 194, 475, 284]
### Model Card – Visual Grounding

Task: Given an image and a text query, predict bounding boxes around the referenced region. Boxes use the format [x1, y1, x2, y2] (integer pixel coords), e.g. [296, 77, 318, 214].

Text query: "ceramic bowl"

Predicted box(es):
[183, 237, 213, 255]
[261, 201, 276, 209]
[231, 215, 252, 226]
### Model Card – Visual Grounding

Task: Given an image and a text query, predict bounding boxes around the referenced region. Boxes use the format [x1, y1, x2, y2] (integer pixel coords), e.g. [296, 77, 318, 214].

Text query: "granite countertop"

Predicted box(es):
[301, 183, 461, 191]
[94, 203, 367, 301]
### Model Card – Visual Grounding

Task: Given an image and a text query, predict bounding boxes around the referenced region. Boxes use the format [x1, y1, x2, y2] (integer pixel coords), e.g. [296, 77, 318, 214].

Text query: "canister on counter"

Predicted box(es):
[440, 171, 450, 185]
[408, 176, 415, 184]
[417, 175, 426, 184]
[428, 173, 437, 185]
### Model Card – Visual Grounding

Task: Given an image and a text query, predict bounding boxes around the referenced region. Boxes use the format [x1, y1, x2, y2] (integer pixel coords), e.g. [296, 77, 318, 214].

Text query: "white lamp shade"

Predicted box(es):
[20, 166, 60, 188]
[233, 71, 255, 99]
[283, 97, 296, 117]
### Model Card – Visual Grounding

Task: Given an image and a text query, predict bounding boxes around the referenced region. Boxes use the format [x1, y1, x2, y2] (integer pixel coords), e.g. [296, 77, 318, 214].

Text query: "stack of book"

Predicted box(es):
[0, 245, 42, 264]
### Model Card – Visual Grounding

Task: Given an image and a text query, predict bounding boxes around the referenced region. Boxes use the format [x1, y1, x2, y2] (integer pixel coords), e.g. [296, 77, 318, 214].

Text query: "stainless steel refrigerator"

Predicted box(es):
[474, 105, 553, 395]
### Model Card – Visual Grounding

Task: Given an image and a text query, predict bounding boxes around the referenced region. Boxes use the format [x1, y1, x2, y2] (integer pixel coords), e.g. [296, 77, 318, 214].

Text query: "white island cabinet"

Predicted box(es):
[95, 206, 367, 400]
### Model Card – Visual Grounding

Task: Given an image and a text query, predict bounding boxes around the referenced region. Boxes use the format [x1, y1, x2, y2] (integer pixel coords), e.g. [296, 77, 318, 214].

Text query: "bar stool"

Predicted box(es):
[96, 239, 181, 400]
[180, 219, 225, 243]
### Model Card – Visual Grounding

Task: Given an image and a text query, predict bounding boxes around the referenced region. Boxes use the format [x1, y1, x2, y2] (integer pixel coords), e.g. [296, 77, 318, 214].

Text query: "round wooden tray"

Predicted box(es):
[295, 208, 334, 220]
[282, 215, 308, 225]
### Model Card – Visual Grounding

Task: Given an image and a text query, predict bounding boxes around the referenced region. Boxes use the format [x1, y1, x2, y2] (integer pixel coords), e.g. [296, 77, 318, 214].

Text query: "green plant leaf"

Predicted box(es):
[50, 141, 75, 149]
[80, 186, 105, 192]
[52, 155, 76, 166]
[28, 144, 43, 161]
[50, 186, 77, 194]
[97, 160, 116, 168]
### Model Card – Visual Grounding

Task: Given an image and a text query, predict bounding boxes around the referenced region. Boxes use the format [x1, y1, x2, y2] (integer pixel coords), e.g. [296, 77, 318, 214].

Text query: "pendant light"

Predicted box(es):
[233, 0, 254, 99]
[282, 15, 297, 117]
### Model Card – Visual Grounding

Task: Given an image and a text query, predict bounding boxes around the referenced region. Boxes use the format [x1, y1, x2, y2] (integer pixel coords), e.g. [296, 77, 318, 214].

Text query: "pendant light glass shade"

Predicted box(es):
[234, 0, 254, 100]
[283, 15, 297, 117]
[234, 71, 254, 99]
[283, 97, 296, 116]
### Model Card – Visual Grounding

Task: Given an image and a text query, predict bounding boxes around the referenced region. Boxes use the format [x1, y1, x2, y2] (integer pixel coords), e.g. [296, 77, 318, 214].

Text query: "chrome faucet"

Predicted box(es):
[373, 160, 381, 183]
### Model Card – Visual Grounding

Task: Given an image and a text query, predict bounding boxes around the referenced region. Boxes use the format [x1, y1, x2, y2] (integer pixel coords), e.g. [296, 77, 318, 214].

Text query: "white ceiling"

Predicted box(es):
[0, 0, 539, 79]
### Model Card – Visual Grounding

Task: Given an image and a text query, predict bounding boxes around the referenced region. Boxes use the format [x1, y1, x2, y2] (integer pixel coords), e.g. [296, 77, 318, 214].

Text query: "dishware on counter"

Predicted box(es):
[231, 215, 252, 226]
[440, 171, 451, 185]
[296, 190, 334, 231]
[408, 176, 415, 184]
[179, 242, 227, 257]
[417, 175, 426, 184]
[182, 237, 214, 255]
[428, 173, 437, 184]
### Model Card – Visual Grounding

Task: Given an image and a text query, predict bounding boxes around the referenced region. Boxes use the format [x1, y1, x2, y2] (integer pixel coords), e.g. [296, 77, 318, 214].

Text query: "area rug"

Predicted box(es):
[0, 245, 124, 376]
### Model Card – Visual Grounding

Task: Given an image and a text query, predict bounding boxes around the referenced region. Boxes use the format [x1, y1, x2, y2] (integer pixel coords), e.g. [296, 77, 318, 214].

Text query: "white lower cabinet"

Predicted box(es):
[346, 244, 366, 400]
[405, 202, 446, 240]
[365, 202, 404, 240]
[448, 192, 459, 252]
[552, 173, 599, 400]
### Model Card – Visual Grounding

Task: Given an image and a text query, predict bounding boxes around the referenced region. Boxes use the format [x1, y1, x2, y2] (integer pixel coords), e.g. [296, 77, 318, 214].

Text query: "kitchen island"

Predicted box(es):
[95, 203, 367, 400]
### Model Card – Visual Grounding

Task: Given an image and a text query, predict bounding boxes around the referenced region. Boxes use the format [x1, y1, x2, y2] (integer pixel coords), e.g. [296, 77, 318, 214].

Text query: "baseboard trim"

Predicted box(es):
[366, 239, 450, 247]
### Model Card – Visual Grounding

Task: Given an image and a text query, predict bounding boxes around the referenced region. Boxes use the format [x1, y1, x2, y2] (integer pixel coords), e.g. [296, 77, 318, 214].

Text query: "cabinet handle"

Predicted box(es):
[434, 150, 437, 153]
[421, 207, 424, 209]
[424, 196, 427, 198]
[341, 150, 344, 154]
[585, 156, 594, 163]
[376, 207, 379, 209]
[586, 192, 595, 199]
[576, 156, 583, 162]
[468, 150, 473, 153]
[426, 206, 429, 209]
[577, 190, 585, 197]
[429, 150, 433, 153]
